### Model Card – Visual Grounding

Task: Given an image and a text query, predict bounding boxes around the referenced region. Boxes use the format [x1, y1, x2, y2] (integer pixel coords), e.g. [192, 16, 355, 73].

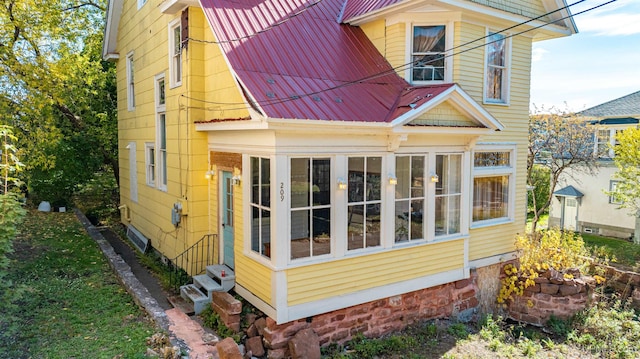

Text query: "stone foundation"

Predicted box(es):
[261, 270, 484, 358]
[599, 264, 640, 307]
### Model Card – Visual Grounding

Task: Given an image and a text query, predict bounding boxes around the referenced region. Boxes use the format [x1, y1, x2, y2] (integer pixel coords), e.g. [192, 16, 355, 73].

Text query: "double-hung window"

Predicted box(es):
[609, 180, 622, 205]
[347, 156, 382, 250]
[435, 154, 462, 236]
[290, 158, 331, 260]
[157, 114, 167, 190]
[169, 19, 183, 87]
[595, 129, 610, 158]
[145, 143, 155, 186]
[485, 31, 509, 104]
[251, 157, 271, 258]
[126, 52, 135, 110]
[411, 25, 446, 82]
[472, 150, 513, 224]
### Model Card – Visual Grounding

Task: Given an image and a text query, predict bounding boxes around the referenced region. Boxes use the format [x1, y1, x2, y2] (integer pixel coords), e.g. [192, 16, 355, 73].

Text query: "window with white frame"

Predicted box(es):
[126, 52, 135, 110]
[395, 155, 426, 243]
[145, 143, 155, 186]
[472, 150, 513, 224]
[347, 156, 382, 250]
[595, 129, 610, 158]
[609, 180, 622, 204]
[157, 113, 167, 190]
[435, 154, 462, 236]
[251, 157, 271, 258]
[485, 31, 509, 104]
[411, 25, 446, 82]
[290, 158, 331, 260]
[155, 74, 166, 110]
[169, 19, 183, 87]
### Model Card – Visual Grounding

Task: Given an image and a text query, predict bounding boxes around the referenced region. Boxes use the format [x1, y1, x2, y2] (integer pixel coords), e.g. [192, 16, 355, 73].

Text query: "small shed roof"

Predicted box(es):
[553, 185, 584, 198]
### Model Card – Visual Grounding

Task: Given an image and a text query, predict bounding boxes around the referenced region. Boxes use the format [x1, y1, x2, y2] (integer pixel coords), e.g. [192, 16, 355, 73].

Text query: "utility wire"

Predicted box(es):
[183, 0, 615, 112]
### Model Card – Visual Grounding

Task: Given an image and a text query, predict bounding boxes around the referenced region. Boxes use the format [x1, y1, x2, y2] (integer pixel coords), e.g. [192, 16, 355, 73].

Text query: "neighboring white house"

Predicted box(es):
[549, 91, 640, 240]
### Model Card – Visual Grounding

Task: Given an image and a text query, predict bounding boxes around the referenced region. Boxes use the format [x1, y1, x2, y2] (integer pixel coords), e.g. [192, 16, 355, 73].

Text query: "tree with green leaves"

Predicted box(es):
[607, 127, 640, 243]
[0, 0, 117, 206]
[0, 125, 23, 194]
[528, 109, 599, 232]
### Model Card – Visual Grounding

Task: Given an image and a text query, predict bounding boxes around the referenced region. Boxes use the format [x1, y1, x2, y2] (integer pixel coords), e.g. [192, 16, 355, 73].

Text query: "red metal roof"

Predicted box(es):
[340, 0, 402, 23]
[200, 0, 447, 123]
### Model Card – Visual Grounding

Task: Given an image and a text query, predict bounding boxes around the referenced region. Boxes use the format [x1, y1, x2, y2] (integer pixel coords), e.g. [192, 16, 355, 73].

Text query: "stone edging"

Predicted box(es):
[73, 209, 170, 330]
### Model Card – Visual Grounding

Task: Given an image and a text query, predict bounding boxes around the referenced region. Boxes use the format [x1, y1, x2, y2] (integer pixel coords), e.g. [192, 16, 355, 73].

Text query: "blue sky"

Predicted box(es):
[530, 0, 640, 113]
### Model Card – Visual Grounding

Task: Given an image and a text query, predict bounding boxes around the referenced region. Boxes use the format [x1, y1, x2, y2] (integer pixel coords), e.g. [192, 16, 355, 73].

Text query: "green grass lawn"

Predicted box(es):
[0, 210, 160, 358]
[582, 233, 640, 269]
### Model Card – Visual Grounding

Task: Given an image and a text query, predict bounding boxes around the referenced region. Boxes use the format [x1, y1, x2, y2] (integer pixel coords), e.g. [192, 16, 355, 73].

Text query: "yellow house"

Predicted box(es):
[103, 0, 576, 346]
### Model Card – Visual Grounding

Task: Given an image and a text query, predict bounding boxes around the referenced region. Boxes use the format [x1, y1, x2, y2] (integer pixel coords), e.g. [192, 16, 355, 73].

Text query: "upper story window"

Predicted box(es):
[126, 52, 135, 111]
[290, 158, 331, 260]
[169, 19, 183, 88]
[155, 74, 166, 110]
[472, 150, 514, 225]
[484, 31, 509, 104]
[347, 156, 382, 251]
[251, 157, 271, 258]
[411, 25, 446, 82]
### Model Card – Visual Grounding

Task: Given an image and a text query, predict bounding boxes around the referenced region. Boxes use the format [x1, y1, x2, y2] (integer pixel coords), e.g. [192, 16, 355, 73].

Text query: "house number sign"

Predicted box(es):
[280, 182, 285, 202]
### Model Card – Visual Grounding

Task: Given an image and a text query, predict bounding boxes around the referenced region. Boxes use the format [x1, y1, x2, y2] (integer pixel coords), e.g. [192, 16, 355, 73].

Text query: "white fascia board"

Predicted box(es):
[160, 0, 198, 14]
[194, 119, 269, 132]
[284, 268, 466, 323]
[439, 0, 576, 37]
[102, 0, 123, 60]
[390, 84, 505, 131]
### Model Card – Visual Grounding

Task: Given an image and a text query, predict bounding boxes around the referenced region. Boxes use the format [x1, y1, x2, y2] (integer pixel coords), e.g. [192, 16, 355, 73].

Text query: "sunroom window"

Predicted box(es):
[290, 158, 331, 260]
[412, 25, 446, 82]
[347, 157, 382, 250]
[435, 154, 462, 236]
[395, 155, 426, 242]
[251, 157, 271, 258]
[472, 150, 513, 224]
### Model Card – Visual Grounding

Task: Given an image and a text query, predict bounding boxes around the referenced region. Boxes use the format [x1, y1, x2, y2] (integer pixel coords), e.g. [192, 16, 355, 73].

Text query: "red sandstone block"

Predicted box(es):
[331, 329, 349, 343]
[389, 295, 403, 307]
[245, 336, 265, 357]
[265, 317, 277, 330]
[262, 327, 288, 350]
[212, 303, 241, 332]
[552, 297, 570, 305]
[540, 283, 559, 295]
[524, 283, 541, 293]
[455, 278, 472, 289]
[559, 284, 581, 296]
[283, 321, 310, 337]
[267, 348, 288, 359]
[534, 277, 550, 284]
[255, 317, 268, 335]
[457, 288, 476, 301]
[349, 323, 369, 336]
[289, 329, 321, 359]
[217, 337, 242, 359]
[371, 299, 387, 309]
[212, 292, 242, 315]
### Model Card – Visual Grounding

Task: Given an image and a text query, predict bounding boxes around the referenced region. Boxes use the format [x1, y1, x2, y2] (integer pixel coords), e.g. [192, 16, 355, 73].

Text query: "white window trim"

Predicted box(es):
[168, 18, 183, 88]
[470, 145, 516, 228]
[483, 28, 511, 105]
[144, 142, 155, 186]
[156, 113, 168, 191]
[155, 73, 166, 112]
[609, 180, 622, 205]
[126, 51, 135, 111]
[405, 21, 454, 84]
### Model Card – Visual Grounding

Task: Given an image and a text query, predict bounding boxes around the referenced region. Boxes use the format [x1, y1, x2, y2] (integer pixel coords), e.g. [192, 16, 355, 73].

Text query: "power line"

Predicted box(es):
[183, 0, 615, 112]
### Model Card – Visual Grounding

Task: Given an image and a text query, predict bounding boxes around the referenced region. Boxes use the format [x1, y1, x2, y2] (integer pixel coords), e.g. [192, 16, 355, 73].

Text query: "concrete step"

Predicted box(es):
[193, 274, 223, 298]
[205, 264, 235, 292]
[180, 284, 210, 315]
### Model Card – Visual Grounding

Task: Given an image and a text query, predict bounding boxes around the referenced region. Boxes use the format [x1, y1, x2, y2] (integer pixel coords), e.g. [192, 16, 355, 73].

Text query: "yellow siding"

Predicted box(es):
[232, 177, 274, 305]
[411, 100, 477, 127]
[385, 22, 406, 77]
[287, 240, 464, 306]
[360, 19, 386, 56]
[468, 0, 551, 21]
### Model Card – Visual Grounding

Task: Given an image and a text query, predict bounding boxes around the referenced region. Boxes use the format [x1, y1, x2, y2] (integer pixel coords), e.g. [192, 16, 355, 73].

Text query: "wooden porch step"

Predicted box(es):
[180, 284, 210, 315]
[193, 274, 223, 298]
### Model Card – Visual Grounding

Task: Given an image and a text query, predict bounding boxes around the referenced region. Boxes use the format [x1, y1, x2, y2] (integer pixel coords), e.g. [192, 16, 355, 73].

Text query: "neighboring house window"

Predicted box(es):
[595, 129, 610, 158]
[411, 25, 446, 82]
[145, 143, 155, 186]
[157, 113, 167, 190]
[472, 150, 513, 224]
[169, 19, 183, 87]
[609, 180, 622, 204]
[395, 155, 426, 243]
[126, 52, 135, 110]
[485, 31, 509, 104]
[290, 157, 331, 260]
[347, 156, 382, 251]
[435, 154, 462, 236]
[251, 157, 271, 258]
